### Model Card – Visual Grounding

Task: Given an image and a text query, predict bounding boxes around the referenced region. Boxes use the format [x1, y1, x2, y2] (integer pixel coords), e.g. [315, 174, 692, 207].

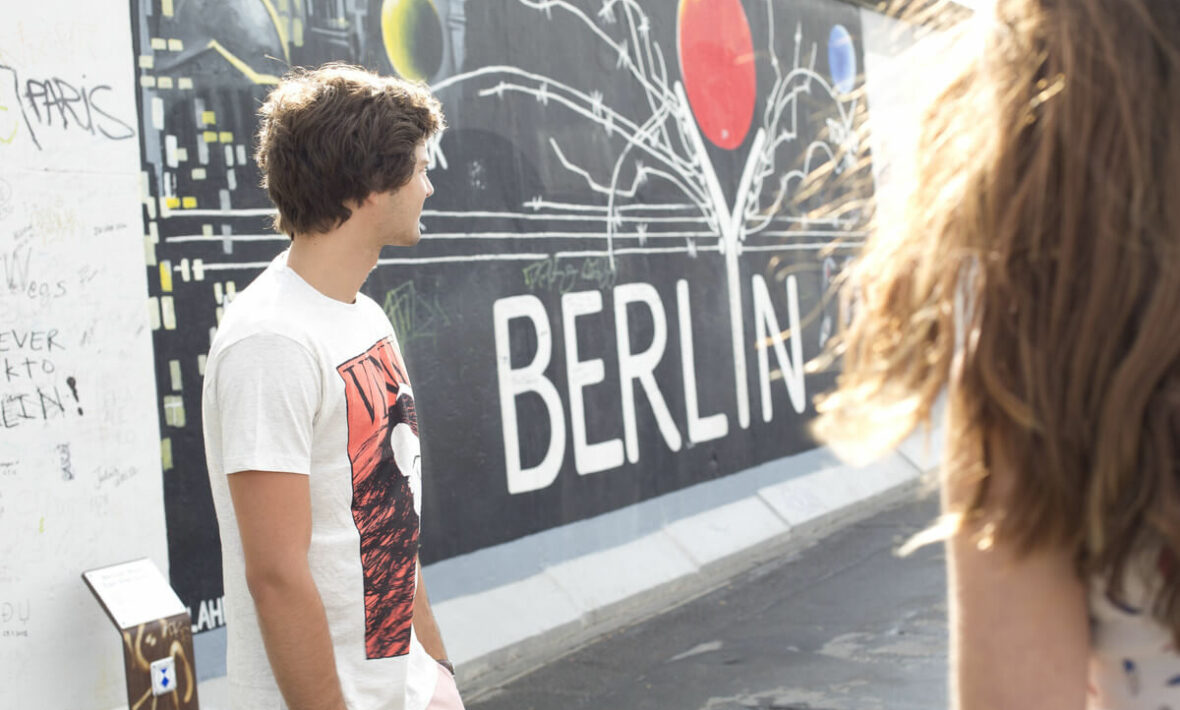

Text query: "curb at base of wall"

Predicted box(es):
[444, 439, 941, 700]
[189, 436, 942, 709]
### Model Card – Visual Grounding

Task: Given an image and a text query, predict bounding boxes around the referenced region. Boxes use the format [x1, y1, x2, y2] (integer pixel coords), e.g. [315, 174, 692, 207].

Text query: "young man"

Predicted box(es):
[201, 64, 461, 710]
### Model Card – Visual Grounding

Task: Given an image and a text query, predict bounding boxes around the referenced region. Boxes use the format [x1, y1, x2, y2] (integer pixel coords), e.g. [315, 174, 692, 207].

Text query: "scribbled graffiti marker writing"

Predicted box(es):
[64, 376, 81, 415]
[382, 282, 452, 346]
[0, 327, 78, 428]
[55, 443, 73, 481]
[1, 599, 31, 623]
[0, 64, 135, 150]
[522, 256, 618, 294]
[0, 180, 11, 219]
[0, 101, 16, 145]
[1, 245, 68, 303]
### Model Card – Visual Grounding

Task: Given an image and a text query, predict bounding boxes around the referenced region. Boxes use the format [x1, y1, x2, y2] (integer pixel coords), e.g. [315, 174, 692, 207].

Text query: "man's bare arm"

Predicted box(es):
[412, 558, 450, 664]
[229, 470, 347, 710]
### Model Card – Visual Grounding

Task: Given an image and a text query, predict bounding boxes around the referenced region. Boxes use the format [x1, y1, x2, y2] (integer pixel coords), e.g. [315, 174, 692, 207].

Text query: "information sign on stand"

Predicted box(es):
[82, 559, 200, 709]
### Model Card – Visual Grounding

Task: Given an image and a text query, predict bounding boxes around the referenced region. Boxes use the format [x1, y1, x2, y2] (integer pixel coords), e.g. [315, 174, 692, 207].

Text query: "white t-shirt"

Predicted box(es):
[202, 251, 437, 710]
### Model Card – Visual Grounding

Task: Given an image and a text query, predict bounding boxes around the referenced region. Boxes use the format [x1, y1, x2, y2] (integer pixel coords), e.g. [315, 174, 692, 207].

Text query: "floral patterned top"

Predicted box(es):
[1089, 560, 1180, 709]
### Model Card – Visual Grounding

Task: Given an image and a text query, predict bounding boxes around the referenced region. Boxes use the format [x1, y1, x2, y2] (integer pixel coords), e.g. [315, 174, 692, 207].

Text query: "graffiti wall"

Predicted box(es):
[0, 1, 168, 707]
[131, 0, 871, 631]
[0, 0, 921, 705]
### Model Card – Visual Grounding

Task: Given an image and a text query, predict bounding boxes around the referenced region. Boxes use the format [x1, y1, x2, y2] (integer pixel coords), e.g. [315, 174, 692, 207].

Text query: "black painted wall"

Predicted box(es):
[129, 0, 872, 629]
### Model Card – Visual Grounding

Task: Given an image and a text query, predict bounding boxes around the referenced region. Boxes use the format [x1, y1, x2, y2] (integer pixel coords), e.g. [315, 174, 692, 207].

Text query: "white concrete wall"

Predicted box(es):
[0, 2, 167, 708]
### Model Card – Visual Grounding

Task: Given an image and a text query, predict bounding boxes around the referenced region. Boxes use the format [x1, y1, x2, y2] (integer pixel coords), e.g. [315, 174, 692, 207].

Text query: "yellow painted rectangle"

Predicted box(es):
[167, 38, 183, 51]
[203, 131, 218, 143]
[218, 131, 233, 143]
[165, 196, 180, 209]
[161, 437, 173, 471]
[182, 196, 197, 209]
[159, 260, 173, 292]
[162, 0, 174, 16]
[150, 37, 167, 50]
[201, 110, 216, 126]
[157, 76, 174, 90]
[138, 55, 154, 69]
[140, 75, 156, 88]
[178, 77, 193, 90]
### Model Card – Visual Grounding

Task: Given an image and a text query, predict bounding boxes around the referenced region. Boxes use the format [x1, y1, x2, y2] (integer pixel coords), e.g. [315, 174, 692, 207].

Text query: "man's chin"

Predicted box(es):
[384, 232, 421, 248]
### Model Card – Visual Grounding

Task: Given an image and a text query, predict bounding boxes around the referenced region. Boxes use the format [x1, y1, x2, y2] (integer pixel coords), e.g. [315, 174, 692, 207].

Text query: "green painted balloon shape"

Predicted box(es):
[381, 0, 444, 81]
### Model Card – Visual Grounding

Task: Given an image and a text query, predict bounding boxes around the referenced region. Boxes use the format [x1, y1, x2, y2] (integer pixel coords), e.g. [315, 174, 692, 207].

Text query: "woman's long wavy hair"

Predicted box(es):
[812, 0, 1180, 640]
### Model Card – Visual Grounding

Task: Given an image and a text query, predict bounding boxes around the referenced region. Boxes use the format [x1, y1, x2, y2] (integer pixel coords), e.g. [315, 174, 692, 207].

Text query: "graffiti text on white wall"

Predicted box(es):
[0, 64, 135, 150]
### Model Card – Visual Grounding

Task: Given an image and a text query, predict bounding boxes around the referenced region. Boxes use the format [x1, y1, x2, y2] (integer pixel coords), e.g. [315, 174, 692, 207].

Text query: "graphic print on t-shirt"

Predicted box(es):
[337, 337, 421, 660]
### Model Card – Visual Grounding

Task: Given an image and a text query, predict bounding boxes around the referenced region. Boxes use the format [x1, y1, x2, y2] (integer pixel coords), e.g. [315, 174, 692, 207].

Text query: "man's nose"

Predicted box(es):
[425, 175, 434, 198]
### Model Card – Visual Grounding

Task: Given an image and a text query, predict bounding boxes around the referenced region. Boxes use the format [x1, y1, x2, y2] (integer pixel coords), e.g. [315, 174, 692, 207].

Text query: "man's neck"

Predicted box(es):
[285, 221, 381, 304]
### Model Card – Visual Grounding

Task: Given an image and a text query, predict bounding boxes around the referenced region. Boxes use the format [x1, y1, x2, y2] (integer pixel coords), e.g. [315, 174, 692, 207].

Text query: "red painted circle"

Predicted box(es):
[677, 0, 757, 150]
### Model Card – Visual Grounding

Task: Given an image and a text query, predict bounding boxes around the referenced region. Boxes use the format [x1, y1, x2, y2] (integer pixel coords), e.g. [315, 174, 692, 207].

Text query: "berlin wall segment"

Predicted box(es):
[0, 2, 168, 705]
[129, 0, 872, 633]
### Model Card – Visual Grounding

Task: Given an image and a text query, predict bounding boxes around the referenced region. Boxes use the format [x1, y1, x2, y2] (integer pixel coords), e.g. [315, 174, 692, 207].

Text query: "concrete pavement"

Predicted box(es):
[466, 495, 948, 710]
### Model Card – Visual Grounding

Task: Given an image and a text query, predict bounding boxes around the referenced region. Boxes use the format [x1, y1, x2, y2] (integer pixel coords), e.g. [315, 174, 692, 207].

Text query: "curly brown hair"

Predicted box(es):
[813, 0, 1180, 641]
[255, 63, 445, 237]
